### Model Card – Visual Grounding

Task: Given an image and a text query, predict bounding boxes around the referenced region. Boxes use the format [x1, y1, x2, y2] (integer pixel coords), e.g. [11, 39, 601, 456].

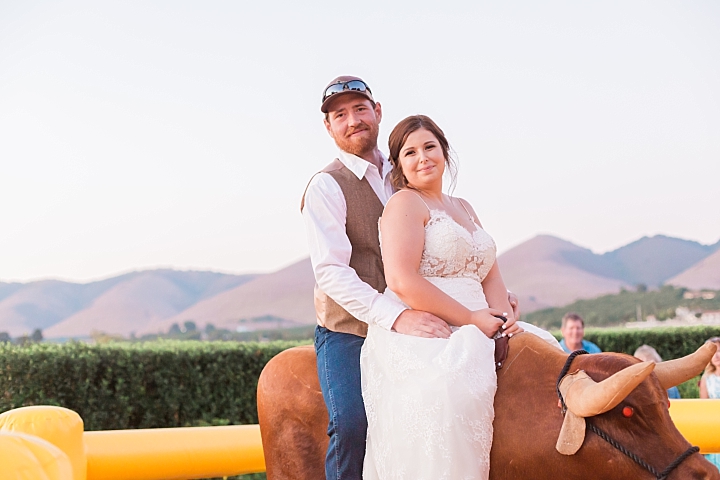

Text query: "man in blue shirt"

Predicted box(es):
[559, 312, 602, 354]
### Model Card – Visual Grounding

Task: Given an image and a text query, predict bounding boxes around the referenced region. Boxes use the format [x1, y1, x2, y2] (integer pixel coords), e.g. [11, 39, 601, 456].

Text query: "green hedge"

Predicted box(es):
[0, 340, 307, 431]
[552, 325, 720, 399]
[2, 326, 718, 432]
[558, 325, 720, 360]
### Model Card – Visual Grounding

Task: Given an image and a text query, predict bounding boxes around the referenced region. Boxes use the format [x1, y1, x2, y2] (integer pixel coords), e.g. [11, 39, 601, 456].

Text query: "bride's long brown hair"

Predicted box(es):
[388, 115, 457, 192]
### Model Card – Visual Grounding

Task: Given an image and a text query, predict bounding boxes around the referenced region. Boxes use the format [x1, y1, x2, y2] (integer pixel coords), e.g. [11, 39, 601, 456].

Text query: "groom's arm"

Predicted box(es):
[302, 174, 405, 330]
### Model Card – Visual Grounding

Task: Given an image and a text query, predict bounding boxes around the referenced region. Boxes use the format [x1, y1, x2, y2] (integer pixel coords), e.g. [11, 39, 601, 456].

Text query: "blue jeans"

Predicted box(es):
[315, 325, 367, 480]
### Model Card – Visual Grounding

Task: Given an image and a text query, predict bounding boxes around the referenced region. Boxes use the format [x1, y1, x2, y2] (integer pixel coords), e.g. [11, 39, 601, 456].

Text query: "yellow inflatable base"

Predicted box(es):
[669, 399, 720, 454]
[0, 431, 74, 480]
[84, 424, 264, 480]
[0, 400, 718, 479]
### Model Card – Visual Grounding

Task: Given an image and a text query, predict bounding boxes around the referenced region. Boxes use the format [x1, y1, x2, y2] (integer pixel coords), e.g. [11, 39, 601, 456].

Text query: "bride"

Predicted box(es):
[360, 115, 560, 480]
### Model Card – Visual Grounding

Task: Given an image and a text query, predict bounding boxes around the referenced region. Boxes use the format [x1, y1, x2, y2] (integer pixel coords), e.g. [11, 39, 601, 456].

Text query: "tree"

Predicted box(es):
[90, 330, 125, 344]
[0, 332, 10, 343]
[31, 328, 43, 343]
[183, 321, 197, 332]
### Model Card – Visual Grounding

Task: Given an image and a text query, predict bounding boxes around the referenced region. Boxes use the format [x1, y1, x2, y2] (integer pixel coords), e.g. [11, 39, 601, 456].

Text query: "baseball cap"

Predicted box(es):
[321, 75, 375, 113]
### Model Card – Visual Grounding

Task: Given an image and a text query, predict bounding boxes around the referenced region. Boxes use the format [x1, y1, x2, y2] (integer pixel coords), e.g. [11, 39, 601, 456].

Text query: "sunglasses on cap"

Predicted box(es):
[707, 337, 720, 344]
[322, 80, 372, 103]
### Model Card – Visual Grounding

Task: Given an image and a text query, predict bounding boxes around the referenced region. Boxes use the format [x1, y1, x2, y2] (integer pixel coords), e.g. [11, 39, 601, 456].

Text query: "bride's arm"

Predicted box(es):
[457, 199, 524, 336]
[480, 263, 521, 333]
[381, 192, 504, 336]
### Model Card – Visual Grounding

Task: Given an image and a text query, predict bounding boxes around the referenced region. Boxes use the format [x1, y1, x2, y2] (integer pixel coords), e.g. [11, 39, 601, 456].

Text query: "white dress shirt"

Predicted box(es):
[302, 149, 406, 331]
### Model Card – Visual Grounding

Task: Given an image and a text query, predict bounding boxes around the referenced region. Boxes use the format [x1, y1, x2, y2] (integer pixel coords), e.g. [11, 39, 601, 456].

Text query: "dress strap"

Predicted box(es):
[456, 198, 474, 222]
[396, 189, 431, 212]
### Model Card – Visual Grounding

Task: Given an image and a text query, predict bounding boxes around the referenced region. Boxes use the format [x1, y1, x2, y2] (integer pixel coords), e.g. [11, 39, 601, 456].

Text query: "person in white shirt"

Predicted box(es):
[301, 75, 520, 480]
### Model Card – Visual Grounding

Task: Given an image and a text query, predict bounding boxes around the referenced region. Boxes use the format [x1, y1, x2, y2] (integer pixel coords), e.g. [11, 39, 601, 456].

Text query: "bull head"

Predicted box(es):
[556, 342, 717, 455]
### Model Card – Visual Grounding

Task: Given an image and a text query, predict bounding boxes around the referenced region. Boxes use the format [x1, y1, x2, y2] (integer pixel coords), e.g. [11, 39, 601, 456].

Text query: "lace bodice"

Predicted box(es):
[419, 209, 497, 283]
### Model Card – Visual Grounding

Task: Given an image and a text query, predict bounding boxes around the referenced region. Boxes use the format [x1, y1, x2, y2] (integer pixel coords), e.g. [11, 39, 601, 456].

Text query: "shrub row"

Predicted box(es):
[556, 325, 720, 398]
[2, 326, 718, 431]
[525, 286, 720, 328]
[0, 340, 307, 431]
[574, 325, 720, 360]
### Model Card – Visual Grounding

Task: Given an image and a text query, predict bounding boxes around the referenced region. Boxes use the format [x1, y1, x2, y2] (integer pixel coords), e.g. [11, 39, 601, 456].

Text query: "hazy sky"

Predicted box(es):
[1, 1, 719, 283]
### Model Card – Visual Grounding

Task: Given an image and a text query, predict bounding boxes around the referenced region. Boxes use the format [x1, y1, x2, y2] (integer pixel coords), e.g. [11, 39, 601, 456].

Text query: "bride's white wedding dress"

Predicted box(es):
[361, 205, 559, 480]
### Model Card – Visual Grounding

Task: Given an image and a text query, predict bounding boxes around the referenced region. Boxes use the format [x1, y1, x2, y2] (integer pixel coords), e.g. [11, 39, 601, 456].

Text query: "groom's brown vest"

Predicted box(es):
[301, 159, 387, 338]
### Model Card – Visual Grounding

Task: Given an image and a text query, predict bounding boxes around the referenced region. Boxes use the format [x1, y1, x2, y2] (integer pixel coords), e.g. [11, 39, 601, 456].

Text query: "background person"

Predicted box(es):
[559, 312, 601, 354]
[700, 337, 720, 469]
[700, 337, 720, 400]
[633, 344, 680, 399]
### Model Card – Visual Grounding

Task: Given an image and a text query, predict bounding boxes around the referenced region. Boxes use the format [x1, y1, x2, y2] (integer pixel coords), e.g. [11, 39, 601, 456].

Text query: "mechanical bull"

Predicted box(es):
[257, 333, 719, 479]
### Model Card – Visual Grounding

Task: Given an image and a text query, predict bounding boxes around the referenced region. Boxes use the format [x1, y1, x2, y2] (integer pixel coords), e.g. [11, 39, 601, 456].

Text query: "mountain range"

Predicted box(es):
[1, 234, 718, 339]
[0, 271, 256, 338]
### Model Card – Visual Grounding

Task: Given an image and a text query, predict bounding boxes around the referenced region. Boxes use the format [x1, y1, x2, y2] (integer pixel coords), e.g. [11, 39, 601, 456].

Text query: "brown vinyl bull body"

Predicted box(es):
[257, 333, 720, 479]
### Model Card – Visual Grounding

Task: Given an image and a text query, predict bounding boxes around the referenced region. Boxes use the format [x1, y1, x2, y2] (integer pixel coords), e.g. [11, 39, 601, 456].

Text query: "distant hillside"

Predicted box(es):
[0, 276, 126, 336]
[524, 285, 720, 329]
[141, 258, 315, 335]
[560, 235, 719, 286]
[499, 235, 629, 311]
[667, 249, 720, 290]
[5, 271, 256, 338]
[0, 283, 25, 302]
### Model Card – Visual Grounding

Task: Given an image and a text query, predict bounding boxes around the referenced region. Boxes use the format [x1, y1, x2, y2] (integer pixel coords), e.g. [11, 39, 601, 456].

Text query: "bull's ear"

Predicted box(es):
[654, 342, 717, 391]
[561, 363, 654, 417]
[556, 410, 586, 455]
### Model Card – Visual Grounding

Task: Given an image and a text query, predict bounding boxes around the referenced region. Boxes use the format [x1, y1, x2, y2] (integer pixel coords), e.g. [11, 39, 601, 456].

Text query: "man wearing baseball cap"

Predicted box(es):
[301, 76, 517, 478]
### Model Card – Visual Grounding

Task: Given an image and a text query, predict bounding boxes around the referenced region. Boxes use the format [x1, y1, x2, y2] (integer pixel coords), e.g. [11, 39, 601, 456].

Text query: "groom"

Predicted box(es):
[301, 75, 520, 480]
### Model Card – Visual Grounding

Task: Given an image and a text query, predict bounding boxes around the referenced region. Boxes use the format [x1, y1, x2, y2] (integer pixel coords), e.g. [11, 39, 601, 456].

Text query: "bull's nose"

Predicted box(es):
[693, 464, 720, 479]
[699, 465, 720, 479]
[671, 454, 720, 480]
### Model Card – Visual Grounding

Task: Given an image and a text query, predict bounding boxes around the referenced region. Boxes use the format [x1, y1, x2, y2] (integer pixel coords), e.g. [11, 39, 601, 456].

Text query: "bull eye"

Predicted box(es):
[622, 406, 634, 418]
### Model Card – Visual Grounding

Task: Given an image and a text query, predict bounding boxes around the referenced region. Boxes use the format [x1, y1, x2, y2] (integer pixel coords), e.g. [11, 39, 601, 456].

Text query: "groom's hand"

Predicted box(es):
[508, 291, 520, 321]
[392, 310, 452, 339]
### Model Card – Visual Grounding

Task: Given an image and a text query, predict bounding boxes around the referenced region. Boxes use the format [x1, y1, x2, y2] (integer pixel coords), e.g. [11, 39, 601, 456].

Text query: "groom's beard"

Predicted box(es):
[335, 120, 380, 158]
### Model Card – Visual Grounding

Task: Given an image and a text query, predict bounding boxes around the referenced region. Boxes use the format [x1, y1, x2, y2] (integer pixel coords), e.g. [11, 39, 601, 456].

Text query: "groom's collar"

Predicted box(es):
[337, 149, 391, 181]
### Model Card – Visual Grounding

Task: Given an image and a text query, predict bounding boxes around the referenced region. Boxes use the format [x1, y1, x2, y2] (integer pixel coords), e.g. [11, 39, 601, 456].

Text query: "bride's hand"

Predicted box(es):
[470, 308, 507, 338]
[502, 312, 524, 337]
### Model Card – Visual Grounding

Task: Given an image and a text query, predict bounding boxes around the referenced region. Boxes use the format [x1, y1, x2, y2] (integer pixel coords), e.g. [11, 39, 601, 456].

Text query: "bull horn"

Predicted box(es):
[654, 342, 717, 391]
[562, 361, 655, 417]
